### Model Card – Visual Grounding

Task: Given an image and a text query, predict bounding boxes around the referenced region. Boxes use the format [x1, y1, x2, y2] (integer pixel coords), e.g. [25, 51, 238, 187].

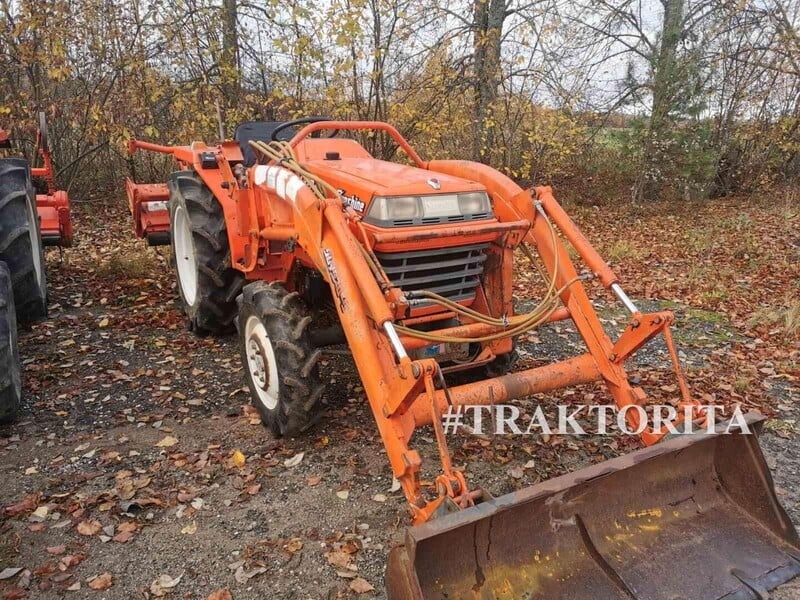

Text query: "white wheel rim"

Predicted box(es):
[244, 315, 280, 410]
[25, 197, 43, 291]
[173, 205, 198, 306]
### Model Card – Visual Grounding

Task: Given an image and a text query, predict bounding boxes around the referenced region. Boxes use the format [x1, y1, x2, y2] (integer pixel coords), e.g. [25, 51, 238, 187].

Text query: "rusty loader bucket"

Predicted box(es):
[387, 418, 800, 599]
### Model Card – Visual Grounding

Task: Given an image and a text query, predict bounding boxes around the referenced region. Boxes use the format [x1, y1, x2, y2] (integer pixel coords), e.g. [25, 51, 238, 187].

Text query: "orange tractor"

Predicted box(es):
[0, 113, 72, 423]
[126, 119, 799, 598]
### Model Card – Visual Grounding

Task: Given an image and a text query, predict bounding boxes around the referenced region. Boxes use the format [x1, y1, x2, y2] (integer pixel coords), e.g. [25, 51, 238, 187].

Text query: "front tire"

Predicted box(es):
[0, 159, 47, 322]
[0, 262, 22, 424]
[238, 281, 325, 437]
[168, 171, 243, 334]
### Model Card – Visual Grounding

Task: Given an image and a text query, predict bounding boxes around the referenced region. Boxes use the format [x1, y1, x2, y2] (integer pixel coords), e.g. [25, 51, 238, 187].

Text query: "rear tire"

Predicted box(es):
[168, 171, 243, 334]
[0, 159, 47, 322]
[238, 281, 325, 437]
[0, 262, 22, 424]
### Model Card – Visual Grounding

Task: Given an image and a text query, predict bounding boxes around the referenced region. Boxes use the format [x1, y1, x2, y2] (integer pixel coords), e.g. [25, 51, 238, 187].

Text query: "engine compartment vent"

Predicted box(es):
[375, 243, 489, 303]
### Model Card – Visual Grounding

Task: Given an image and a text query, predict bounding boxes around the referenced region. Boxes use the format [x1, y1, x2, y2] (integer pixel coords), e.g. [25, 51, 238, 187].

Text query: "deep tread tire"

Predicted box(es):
[238, 281, 325, 437]
[0, 159, 47, 322]
[0, 262, 22, 424]
[482, 346, 519, 377]
[168, 170, 243, 334]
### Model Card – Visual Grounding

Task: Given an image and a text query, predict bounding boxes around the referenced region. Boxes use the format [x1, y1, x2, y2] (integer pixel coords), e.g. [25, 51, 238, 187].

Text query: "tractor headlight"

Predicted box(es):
[457, 191, 491, 215]
[369, 195, 422, 221]
[366, 192, 491, 225]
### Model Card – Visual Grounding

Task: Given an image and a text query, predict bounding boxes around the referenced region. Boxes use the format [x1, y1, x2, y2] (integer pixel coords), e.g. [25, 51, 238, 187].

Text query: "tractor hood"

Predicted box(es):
[303, 157, 487, 214]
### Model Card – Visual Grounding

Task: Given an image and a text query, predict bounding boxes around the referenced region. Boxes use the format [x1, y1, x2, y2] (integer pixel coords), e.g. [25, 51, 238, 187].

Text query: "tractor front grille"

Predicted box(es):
[375, 243, 489, 303]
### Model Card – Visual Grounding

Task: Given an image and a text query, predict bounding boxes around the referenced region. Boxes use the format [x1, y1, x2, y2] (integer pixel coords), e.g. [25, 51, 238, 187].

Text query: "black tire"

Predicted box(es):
[238, 281, 325, 437]
[168, 170, 243, 334]
[0, 159, 47, 322]
[0, 262, 22, 424]
[481, 345, 519, 377]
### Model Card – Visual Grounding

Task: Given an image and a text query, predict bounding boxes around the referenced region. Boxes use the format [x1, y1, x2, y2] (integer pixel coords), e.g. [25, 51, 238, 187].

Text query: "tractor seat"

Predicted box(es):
[233, 121, 297, 167]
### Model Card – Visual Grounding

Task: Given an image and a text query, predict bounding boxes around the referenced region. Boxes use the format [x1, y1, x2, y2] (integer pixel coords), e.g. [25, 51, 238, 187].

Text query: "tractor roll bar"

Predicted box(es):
[289, 121, 426, 168]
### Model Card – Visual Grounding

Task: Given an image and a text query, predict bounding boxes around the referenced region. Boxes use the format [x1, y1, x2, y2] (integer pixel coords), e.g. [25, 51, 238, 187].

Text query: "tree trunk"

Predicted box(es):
[472, 0, 505, 163]
[220, 0, 239, 110]
[638, 0, 684, 201]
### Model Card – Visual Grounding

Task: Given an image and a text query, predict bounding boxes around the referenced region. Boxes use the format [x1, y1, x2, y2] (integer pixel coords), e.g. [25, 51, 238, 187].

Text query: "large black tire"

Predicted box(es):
[481, 345, 519, 377]
[168, 170, 243, 334]
[0, 262, 22, 424]
[238, 281, 325, 437]
[0, 159, 47, 322]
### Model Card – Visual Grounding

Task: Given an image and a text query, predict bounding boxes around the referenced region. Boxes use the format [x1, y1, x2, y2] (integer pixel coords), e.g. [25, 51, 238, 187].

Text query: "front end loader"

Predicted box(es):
[126, 118, 799, 599]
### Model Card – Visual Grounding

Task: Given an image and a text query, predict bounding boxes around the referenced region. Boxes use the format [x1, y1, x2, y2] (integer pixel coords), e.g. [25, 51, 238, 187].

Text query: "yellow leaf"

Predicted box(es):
[232, 450, 246, 468]
[155, 436, 178, 448]
[181, 521, 197, 535]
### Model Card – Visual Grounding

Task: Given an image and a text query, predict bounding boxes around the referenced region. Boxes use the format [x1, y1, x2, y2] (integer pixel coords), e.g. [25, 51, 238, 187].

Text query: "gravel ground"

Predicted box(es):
[0, 210, 797, 599]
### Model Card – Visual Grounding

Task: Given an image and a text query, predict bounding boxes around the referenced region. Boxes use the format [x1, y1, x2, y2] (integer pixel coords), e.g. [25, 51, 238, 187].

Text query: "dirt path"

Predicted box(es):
[0, 201, 798, 599]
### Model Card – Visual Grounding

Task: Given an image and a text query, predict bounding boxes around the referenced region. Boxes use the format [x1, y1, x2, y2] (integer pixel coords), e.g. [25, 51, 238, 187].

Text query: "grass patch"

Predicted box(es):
[747, 298, 800, 337]
[606, 240, 639, 262]
[684, 227, 714, 253]
[97, 249, 162, 280]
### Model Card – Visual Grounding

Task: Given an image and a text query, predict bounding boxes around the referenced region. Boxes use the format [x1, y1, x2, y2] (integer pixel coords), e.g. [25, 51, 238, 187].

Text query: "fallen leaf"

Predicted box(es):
[206, 591, 232, 600]
[181, 521, 197, 535]
[0, 568, 22, 580]
[155, 436, 178, 448]
[350, 577, 375, 594]
[336, 490, 349, 500]
[150, 573, 183, 596]
[30, 505, 49, 521]
[234, 566, 266, 584]
[60, 554, 85, 569]
[113, 530, 135, 543]
[232, 450, 246, 468]
[77, 520, 102, 536]
[118, 521, 138, 533]
[47, 545, 66, 555]
[88, 572, 113, 590]
[326, 550, 352, 570]
[286, 538, 303, 553]
[336, 569, 358, 579]
[283, 452, 304, 468]
[4, 494, 39, 516]
[306, 474, 322, 486]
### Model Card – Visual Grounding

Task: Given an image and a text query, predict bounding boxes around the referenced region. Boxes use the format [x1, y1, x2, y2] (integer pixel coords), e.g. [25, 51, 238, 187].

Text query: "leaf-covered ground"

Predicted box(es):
[0, 193, 798, 599]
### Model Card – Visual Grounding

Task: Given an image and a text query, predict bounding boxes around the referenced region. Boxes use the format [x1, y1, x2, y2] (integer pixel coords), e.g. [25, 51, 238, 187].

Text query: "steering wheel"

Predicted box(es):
[270, 117, 339, 141]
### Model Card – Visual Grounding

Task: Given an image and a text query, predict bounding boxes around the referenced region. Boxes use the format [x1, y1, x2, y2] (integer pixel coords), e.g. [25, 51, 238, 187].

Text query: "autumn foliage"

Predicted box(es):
[0, 0, 798, 201]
